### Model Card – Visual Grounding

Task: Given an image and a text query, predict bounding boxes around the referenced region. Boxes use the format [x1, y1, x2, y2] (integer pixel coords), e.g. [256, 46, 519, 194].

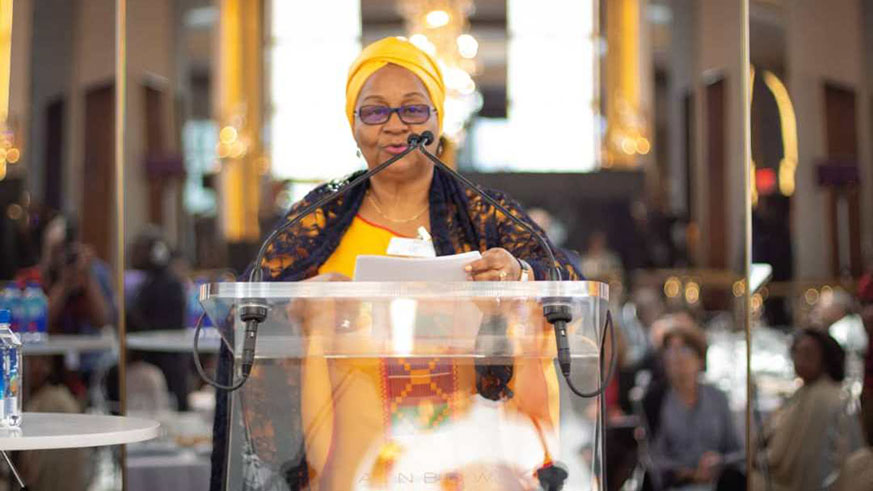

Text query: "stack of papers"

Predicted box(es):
[354, 251, 482, 281]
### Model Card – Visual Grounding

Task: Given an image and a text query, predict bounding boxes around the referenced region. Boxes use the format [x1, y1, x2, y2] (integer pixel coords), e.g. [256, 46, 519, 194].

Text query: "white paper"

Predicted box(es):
[354, 251, 482, 281]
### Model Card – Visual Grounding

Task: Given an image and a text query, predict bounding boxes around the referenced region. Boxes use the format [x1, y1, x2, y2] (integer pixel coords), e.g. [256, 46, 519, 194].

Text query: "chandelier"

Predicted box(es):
[396, 0, 482, 142]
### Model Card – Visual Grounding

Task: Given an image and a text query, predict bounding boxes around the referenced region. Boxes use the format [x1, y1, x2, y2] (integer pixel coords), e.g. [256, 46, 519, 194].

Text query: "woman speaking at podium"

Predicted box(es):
[219, 37, 582, 491]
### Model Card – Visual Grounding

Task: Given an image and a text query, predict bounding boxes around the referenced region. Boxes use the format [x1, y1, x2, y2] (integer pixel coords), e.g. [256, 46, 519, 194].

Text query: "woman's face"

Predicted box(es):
[664, 336, 702, 386]
[353, 64, 440, 180]
[792, 335, 823, 383]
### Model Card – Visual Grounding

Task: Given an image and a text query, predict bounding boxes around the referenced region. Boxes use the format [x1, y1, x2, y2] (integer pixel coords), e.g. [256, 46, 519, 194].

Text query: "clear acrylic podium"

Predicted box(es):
[203, 281, 609, 491]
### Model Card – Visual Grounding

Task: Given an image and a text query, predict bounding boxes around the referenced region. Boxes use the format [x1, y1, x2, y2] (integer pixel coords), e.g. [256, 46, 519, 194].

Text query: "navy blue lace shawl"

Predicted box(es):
[257, 166, 580, 281]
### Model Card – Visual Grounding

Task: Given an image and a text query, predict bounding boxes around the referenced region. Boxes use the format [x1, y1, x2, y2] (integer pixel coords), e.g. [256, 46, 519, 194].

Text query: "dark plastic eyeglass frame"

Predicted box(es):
[356, 104, 437, 125]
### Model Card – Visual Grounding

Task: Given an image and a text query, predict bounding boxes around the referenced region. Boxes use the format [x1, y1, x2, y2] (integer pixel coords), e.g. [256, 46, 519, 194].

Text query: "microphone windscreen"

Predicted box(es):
[420, 131, 435, 145]
[407, 133, 421, 145]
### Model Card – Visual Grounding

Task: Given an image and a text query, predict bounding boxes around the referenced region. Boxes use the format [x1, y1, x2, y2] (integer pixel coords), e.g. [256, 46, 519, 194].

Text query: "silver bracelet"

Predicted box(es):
[516, 257, 532, 281]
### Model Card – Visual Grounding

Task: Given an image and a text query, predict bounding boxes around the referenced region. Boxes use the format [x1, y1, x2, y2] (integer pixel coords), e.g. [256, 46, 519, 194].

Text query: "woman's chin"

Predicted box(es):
[372, 154, 431, 179]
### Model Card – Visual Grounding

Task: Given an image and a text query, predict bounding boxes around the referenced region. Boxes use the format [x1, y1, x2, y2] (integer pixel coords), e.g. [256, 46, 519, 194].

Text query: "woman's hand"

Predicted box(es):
[465, 248, 522, 281]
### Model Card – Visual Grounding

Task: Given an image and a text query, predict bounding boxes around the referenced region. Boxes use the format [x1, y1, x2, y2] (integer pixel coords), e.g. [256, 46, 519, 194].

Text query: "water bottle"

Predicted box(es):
[0, 309, 21, 427]
[0, 285, 22, 335]
[22, 283, 47, 343]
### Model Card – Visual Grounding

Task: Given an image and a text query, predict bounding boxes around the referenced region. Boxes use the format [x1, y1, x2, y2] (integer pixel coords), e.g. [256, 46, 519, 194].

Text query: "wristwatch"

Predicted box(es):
[517, 258, 533, 281]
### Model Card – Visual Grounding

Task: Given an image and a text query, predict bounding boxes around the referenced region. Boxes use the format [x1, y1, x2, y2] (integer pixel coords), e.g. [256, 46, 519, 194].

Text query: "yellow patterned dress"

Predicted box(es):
[299, 215, 559, 490]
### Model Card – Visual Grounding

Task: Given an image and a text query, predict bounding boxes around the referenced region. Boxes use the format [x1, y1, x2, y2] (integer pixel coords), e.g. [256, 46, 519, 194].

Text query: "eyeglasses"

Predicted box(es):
[357, 104, 435, 125]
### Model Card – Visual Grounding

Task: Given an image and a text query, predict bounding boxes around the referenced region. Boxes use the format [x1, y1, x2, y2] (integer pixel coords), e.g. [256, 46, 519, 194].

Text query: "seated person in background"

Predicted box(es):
[106, 351, 172, 414]
[126, 227, 189, 410]
[16, 215, 115, 402]
[756, 329, 863, 491]
[618, 287, 664, 377]
[617, 287, 666, 410]
[19, 356, 89, 491]
[650, 325, 743, 490]
[637, 309, 697, 428]
[40, 216, 114, 334]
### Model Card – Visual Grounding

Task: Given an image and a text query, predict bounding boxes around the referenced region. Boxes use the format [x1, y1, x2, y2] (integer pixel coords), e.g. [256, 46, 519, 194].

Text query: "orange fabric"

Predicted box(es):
[318, 215, 406, 279]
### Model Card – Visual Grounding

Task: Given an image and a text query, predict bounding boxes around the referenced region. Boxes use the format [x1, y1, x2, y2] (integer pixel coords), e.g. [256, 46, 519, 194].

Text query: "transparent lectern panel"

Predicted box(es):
[203, 281, 609, 490]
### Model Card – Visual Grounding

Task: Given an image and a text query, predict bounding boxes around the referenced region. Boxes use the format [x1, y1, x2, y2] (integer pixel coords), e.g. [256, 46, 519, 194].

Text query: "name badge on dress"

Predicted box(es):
[386, 226, 436, 258]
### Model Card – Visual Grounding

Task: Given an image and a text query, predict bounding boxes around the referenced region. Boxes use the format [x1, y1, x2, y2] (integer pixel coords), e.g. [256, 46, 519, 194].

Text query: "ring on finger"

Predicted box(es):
[499, 270, 507, 281]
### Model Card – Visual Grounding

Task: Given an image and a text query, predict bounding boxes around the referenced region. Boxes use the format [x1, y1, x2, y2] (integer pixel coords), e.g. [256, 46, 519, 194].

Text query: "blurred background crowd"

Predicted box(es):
[1, 0, 873, 490]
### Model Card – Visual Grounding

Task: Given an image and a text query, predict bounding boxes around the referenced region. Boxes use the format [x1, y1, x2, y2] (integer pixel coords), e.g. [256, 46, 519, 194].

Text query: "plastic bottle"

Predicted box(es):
[22, 283, 47, 343]
[0, 285, 22, 335]
[0, 309, 21, 427]
[20, 285, 34, 343]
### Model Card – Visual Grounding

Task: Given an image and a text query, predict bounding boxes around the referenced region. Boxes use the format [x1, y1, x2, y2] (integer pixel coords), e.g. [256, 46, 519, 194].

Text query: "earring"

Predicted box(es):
[356, 148, 362, 158]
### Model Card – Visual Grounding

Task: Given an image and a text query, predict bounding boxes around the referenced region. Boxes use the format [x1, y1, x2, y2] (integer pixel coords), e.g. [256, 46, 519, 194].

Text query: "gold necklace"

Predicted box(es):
[366, 191, 429, 223]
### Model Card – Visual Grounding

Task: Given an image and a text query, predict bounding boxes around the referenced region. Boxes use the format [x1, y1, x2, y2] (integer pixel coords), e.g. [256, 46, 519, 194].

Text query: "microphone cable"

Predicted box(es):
[192, 311, 248, 391]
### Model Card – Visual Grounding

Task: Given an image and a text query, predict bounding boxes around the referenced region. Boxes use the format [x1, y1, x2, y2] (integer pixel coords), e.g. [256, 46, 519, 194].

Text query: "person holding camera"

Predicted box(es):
[39, 216, 114, 335]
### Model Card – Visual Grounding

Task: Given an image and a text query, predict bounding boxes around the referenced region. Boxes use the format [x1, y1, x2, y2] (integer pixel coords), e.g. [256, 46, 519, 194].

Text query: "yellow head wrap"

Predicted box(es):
[346, 37, 445, 134]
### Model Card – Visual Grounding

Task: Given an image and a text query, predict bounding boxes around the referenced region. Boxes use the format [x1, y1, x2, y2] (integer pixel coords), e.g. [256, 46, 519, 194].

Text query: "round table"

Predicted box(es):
[22, 334, 117, 356]
[0, 412, 160, 488]
[126, 329, 222, 354]
[0, 412, 160, 451]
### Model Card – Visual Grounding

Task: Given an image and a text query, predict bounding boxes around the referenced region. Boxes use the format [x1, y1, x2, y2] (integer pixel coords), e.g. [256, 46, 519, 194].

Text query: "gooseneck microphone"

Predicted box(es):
[197, 130, 614, 400]
[195, 136, 423, 391]
[412, 130, 616, 400]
